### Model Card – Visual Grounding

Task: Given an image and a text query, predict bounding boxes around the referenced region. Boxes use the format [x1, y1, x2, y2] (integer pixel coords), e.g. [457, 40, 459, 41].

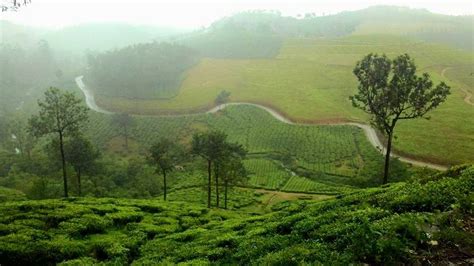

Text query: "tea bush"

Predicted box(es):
[0, 166, 472, 264]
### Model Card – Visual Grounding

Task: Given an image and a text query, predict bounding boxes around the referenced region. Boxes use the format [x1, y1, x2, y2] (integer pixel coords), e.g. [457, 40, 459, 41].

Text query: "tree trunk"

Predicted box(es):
[59, 131, 68, 198]
[77, 167, 81, 196]
[124, 125, 129, 151]
[17, 137, 24, 157]
[207, 160, 211, 208]
[224, 179, 228, 209]
[26, 149, 31, 161]
[215, 163, 219, 208]
[383, 132, 393, 184]
[163, 169, 167, 201]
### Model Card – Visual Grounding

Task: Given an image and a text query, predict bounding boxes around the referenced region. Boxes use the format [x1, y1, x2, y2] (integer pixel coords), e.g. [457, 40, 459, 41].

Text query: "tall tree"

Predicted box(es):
[219, 143, 247, 209]
[29, 87, 88, 197]
[0, 115, 9, 149]
[64, 135, 100, 196]
[7, 118, 36, 159]
[350, 53, 450, 184]
[111, 113, 135, 151]
[191, 130, 227, 208]
[147, 138, 184, 201]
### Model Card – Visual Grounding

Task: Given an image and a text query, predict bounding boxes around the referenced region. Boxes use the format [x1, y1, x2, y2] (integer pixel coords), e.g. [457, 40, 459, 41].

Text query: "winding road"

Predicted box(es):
[440, 67, 473, 106]
[76, 75, 448, 171]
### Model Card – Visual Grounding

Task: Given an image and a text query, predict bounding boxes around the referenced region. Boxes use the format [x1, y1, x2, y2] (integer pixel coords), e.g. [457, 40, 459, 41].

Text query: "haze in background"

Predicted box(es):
[1, 0, 473, 29]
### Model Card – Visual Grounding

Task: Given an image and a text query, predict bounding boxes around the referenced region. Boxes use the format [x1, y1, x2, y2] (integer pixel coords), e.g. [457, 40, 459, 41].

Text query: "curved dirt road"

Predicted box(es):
[440, 67, 474, 106]
[76, 76, 448, 171]
[75, 76, 114, 114]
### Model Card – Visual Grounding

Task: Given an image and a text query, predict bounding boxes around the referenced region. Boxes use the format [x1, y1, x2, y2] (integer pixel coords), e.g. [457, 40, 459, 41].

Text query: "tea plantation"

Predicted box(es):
[93, 35, 474, 165]
[86, 105, 404, 190]
[0, 165, 472, 265]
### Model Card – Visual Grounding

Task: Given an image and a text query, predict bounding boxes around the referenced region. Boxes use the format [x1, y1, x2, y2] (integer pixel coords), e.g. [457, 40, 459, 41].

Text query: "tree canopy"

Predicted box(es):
[29, 87, 89, 197]
[147, 138, 184, 201]
[350, 53, 450, 183]
[85, 42, 199, 99]
[64, 135, 100, 196]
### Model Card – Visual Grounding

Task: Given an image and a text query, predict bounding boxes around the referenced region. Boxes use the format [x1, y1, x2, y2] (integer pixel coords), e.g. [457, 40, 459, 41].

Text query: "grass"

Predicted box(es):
[90, 35, 474, 164]
[0, 165, 472, 265]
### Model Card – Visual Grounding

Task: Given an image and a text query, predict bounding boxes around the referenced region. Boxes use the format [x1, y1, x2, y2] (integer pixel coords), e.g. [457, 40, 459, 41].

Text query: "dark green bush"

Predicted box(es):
[106, 211, 144, 226]
[0, 166, 472, 264]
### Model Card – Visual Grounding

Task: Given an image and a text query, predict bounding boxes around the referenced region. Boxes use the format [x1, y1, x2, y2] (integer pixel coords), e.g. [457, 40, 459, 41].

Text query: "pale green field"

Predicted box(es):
[94, 35, 474, 164]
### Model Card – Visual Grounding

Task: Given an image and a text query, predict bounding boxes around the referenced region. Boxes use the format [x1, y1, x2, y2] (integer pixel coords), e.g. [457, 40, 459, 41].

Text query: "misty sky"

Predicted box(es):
[1, 0, 473, 29]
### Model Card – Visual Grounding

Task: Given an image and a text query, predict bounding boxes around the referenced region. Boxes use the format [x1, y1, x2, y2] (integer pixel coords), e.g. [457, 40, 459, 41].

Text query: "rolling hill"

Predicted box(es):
[92, 34, 474, 165]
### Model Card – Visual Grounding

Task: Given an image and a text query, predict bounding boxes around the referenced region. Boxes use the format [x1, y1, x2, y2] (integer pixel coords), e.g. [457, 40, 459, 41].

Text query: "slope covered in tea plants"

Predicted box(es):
[86, 105, 405, 188]
[0, 165, 472, 265]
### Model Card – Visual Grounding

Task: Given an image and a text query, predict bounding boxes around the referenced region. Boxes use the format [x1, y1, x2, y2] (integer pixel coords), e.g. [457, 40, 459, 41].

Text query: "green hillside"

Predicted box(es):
[176, 7, 473, 51]
[93, 35, 474, 165]
[86, 105, 407, 188]
[0, 165, 471, 265]
[0, 5, 473, 265]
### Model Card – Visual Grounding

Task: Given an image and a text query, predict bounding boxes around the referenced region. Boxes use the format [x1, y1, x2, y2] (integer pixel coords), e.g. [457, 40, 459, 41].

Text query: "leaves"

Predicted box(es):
[29, 87, 89, 137]
[147, 138, 184, 173]
[191, 130, 228, 161]
[64, 135, 100, 174]
[351, 54, 450, 134]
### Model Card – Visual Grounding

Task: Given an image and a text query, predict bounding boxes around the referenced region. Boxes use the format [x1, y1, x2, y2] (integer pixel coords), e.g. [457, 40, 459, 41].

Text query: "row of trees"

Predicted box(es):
[191, 131, 246, 208]
[147, 131, 247, 209]
[85, 42, 199, 99]
[26, 87, 247, 208]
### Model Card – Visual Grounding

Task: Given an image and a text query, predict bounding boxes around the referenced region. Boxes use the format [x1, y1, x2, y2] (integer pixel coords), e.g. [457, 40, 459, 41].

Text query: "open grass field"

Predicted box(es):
[91, 34, 474, 165]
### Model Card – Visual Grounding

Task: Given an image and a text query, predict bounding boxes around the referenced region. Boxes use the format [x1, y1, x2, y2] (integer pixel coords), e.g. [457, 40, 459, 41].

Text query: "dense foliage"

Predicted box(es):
[351, 53, 450, 183]
[0, 165, 472, 264]
[85, 42, 199, 99]
[182, 17, 283, 59]
[0, 41, 60, 112]
[0, 8, 472, 265]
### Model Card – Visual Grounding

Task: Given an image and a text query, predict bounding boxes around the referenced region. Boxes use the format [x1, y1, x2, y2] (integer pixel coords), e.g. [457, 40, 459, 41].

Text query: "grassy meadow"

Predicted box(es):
[91, 35, 474, 165]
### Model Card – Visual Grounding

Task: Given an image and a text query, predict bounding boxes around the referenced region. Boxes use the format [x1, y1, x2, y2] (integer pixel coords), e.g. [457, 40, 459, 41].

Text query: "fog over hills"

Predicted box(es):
[0, 3, 473, 265]
[2, 6, 473, 53]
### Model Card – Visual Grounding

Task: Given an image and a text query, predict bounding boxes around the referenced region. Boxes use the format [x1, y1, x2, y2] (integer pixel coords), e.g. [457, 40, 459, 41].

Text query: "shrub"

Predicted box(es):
[58, 257, 98, 265]
[106, 211, 144, 226]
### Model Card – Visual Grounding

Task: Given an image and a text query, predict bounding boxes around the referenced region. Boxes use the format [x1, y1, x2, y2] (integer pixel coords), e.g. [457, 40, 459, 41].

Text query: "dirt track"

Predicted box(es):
[440, 67, 473, 106]
[76, 76, 448, 171]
